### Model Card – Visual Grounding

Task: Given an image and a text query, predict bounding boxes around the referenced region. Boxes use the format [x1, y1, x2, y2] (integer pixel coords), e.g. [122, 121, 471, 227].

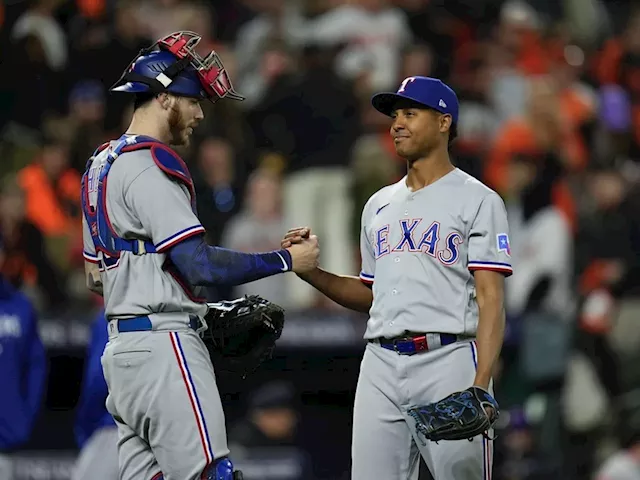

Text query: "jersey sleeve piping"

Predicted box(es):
[83, 250, 99, 263]
[359, 272, 374, 284]
[468, 261, 513, 277]
[155, 225, 205, 252]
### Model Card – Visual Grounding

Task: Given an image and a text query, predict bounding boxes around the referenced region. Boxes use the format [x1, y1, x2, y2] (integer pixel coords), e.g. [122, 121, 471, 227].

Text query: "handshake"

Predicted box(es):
[281, 227, 319, 275]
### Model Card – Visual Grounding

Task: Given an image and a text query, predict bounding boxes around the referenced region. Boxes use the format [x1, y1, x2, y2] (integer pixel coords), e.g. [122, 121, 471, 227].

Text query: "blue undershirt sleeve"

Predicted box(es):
[168, 235, 293, 287]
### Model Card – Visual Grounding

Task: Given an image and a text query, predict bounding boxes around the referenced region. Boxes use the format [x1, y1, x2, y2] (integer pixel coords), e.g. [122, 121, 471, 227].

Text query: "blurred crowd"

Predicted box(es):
[1, 0, 640, 478]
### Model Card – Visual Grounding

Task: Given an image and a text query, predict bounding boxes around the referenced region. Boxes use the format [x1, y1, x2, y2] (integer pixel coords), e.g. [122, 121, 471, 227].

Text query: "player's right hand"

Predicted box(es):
[286, 234, 319, 274]
[281, 227, 311, 248]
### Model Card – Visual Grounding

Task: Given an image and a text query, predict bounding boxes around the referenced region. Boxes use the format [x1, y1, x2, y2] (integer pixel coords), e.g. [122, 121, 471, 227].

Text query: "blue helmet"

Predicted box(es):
[110, 31, 244, 103]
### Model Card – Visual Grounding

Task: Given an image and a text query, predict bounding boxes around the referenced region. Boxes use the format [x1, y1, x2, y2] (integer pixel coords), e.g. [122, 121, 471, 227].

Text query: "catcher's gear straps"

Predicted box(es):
[81, 134, 198, 264]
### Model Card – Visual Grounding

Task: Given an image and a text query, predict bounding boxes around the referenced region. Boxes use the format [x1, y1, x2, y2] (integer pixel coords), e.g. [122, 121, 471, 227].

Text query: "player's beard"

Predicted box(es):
[167, 104, 191, 147]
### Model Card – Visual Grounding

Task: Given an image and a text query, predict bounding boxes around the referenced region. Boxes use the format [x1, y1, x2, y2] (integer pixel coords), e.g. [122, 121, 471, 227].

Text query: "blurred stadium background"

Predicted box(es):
[1, 0, 640, 478]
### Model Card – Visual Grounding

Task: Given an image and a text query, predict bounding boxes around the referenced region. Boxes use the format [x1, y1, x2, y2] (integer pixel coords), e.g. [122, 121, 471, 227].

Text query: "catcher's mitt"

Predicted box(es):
[202, 295, 285, 379]
[408, 386, 499, 444]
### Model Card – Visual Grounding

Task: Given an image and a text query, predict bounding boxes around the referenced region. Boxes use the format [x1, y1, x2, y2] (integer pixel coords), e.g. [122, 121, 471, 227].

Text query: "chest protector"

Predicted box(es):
[81, 134, 197, 265]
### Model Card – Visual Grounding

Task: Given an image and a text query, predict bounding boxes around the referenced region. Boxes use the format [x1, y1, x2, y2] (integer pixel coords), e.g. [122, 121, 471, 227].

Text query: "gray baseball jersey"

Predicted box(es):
[352, 168, 511, 479]
[359, 168, 513, 339]
[82, 144, 208, 322]
[83, 139, 232, 479]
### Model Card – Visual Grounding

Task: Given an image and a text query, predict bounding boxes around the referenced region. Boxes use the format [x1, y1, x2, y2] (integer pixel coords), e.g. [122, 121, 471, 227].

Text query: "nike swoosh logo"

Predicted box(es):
[276, 252, 289, 271]
[376, 203, 390, 215]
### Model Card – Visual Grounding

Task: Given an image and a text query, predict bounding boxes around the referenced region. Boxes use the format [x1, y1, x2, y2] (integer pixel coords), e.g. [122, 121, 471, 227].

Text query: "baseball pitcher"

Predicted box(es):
[283, 77, 512, 479]
[80, 31, 318, 480]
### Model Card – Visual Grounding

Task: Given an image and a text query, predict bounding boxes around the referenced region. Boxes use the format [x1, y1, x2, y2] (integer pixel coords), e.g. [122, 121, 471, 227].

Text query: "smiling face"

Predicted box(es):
[389, 99, 452, 161]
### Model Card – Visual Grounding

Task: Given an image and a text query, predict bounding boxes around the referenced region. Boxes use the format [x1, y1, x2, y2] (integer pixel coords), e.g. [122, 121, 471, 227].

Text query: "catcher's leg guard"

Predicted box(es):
[201, 457, 243, 480]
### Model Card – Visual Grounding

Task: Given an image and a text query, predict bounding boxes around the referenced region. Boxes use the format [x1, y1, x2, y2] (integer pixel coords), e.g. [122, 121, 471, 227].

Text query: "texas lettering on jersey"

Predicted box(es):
[373, 219, 463, 266]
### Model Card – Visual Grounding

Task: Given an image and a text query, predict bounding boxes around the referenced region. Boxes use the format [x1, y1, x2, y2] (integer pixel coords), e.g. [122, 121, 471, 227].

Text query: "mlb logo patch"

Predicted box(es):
[497, 233, 511, 257]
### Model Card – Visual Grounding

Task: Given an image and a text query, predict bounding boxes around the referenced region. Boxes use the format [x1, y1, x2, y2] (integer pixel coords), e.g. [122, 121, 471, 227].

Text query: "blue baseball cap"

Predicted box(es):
[371, 76, 459, 124]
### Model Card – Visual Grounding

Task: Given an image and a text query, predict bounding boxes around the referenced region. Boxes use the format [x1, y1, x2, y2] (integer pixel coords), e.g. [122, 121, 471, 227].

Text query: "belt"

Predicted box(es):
[370, 333, 458, 355]
[113, 315, 200, 333]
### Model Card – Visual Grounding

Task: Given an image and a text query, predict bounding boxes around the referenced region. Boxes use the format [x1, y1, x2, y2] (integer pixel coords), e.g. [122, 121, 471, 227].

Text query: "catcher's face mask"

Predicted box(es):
[111, 31, 244, 103]
[157, 31, 244, 102]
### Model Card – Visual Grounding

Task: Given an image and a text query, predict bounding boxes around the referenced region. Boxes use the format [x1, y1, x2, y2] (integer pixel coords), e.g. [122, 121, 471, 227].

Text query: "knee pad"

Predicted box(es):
[201, 457, 243, 480]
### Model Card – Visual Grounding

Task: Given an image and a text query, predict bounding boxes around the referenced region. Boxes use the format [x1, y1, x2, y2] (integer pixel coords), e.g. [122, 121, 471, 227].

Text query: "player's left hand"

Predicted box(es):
[281, 227, 311, 248]
[408, 386, 500, 444]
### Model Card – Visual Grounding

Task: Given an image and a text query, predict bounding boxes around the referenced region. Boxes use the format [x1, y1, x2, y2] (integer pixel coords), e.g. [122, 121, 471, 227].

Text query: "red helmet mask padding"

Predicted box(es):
[157, 31, 244, 102]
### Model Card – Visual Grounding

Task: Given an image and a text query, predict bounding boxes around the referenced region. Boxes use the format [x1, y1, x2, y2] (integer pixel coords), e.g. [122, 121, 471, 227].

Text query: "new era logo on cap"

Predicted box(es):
[370, 76, 459, 123]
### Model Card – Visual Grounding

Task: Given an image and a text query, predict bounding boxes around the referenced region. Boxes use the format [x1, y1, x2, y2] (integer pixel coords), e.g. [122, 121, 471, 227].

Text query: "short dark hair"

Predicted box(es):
[133, 93, 156, 111]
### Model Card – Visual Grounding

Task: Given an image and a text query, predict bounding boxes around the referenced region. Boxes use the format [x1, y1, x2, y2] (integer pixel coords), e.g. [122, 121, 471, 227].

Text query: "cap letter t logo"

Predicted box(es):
[398, 77, 416, 93]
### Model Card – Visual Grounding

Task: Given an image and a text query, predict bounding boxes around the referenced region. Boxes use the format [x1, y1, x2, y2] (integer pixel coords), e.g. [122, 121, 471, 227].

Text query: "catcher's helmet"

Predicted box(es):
[110, 31, 244, 103]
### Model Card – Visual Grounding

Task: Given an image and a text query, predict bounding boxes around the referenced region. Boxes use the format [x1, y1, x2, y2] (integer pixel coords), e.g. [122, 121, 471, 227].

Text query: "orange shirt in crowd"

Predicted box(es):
[515, 31, 556, 76]
[485, 119, 582, 231]
[485, 120, 585, 192]
[18, 163, 82, 237]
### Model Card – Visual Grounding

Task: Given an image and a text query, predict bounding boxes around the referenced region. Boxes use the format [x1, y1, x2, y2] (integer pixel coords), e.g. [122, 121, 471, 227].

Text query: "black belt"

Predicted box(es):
[370, 333, 458, 355]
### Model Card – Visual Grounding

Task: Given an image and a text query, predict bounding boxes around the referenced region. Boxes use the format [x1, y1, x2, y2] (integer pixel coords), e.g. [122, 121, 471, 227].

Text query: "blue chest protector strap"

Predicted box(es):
[81, 135, 197, 262]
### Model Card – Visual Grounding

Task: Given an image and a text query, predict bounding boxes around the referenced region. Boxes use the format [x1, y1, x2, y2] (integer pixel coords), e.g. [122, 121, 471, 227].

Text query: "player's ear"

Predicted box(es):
[439, 114, 452, 134]
[157, 93, 173, 111]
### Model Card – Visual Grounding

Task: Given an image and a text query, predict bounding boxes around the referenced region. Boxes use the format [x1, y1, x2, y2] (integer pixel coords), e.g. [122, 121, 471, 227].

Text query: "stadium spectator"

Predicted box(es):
[593, 9, 640, 160]
[221, 168, 288, 307]
[194, 136, 243, 246]
[0, 235, 47, 480]
[305, 0, 412, 93]
[17, 138, 81, 242]
[250, 44, 360, 309]
[485, 76, 583, 229]
[234, 0, 304, 107]
[228, 381, 310, 480]
[10, 0, 67, 72]
[0, 176, 68, 312]
[65, 0, 149, 131]
[504, 152, 575, 320]
[46, 80, 107, 174]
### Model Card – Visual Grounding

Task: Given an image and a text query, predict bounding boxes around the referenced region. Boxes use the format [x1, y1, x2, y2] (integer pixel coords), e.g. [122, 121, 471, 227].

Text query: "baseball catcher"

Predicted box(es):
[408, 386, 500, 444]
[202, 295, 286, 379]
[80, 30, 319, 480]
